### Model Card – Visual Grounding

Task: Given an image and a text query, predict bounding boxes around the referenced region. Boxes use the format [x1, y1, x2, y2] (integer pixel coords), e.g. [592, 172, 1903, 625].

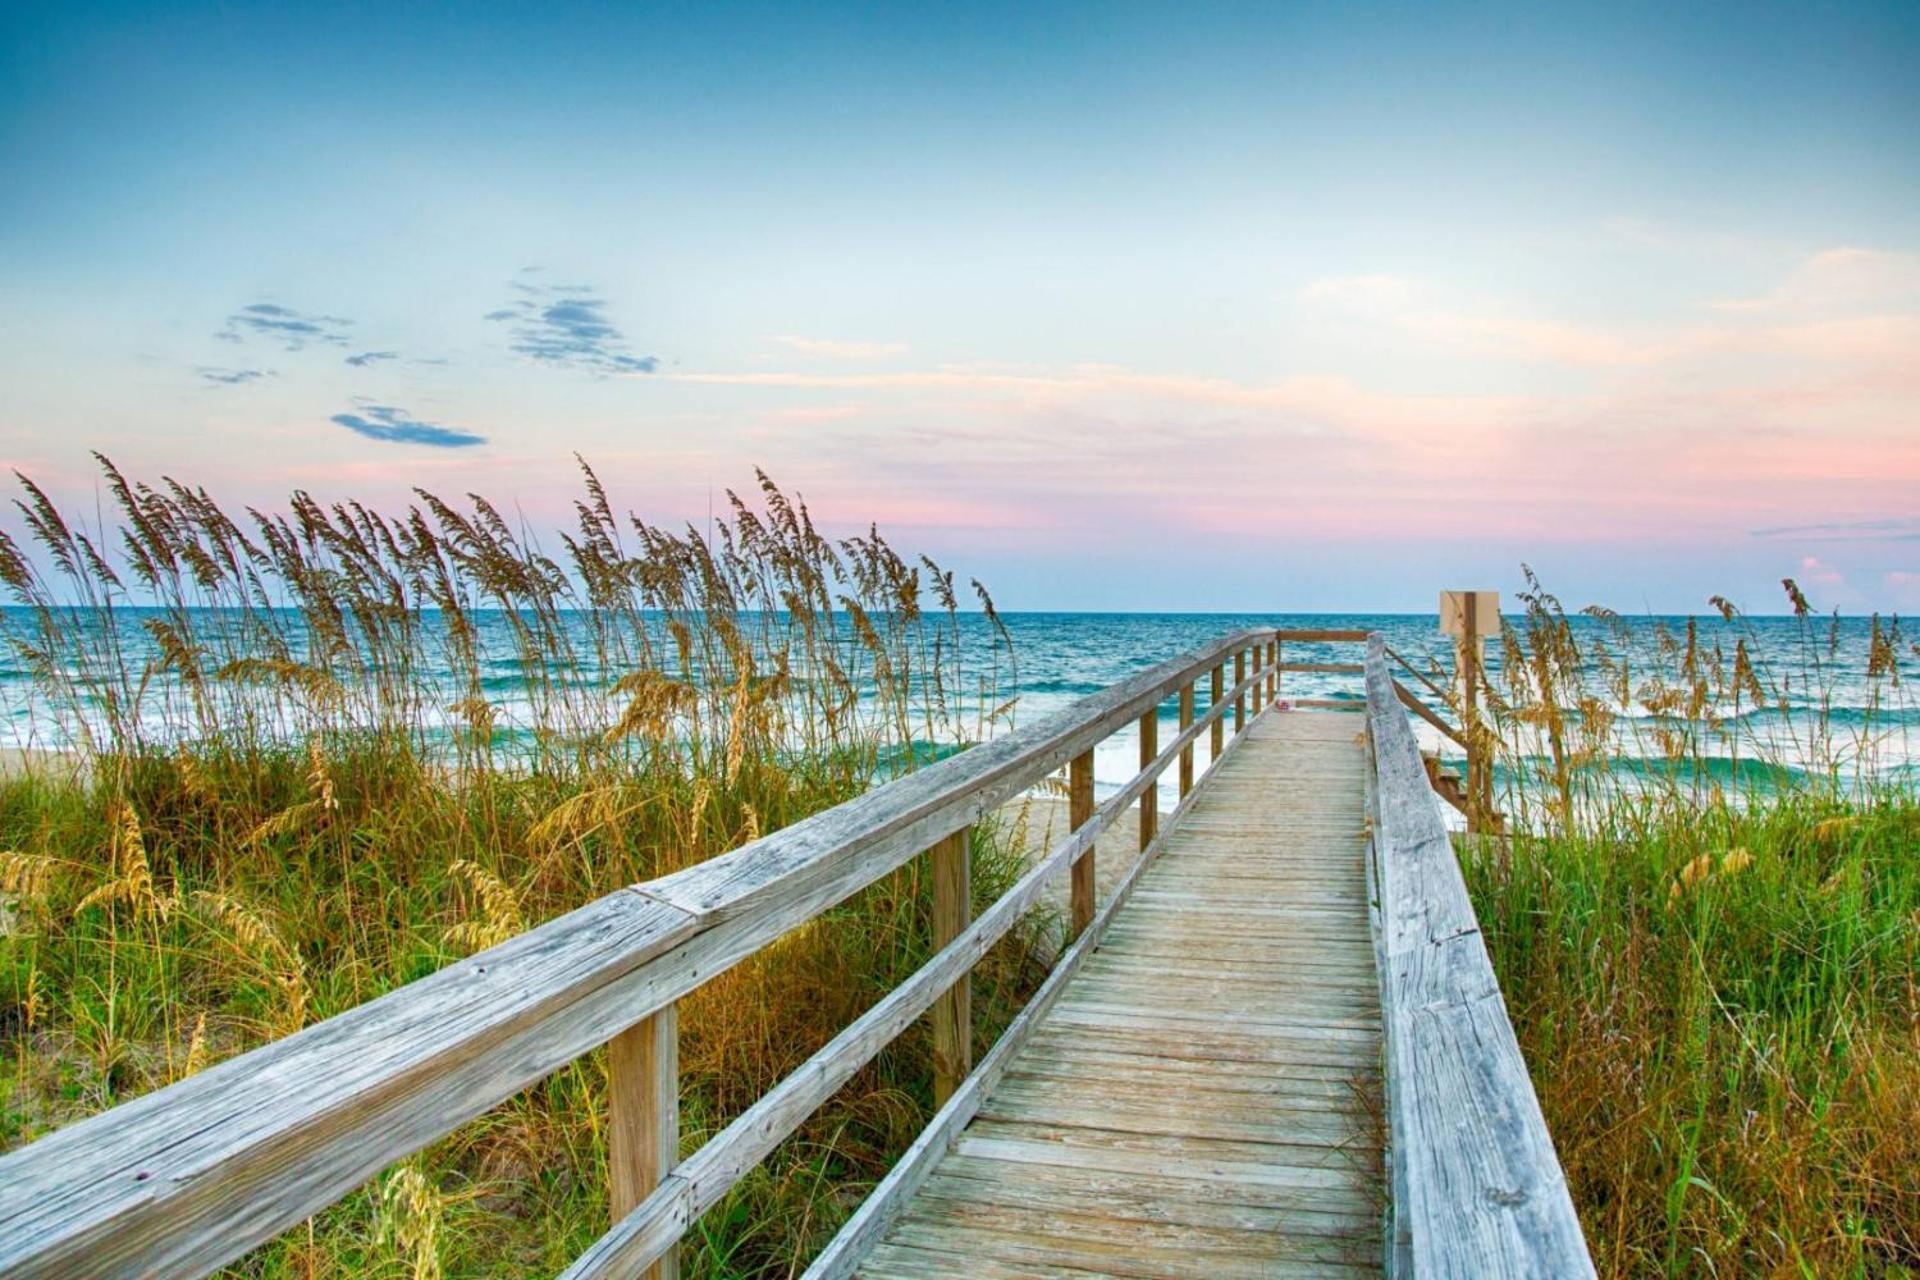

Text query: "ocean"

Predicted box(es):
[4, 608, 1912, 805]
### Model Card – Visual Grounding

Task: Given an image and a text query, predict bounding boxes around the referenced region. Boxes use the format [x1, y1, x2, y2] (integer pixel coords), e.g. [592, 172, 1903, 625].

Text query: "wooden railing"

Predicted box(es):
[0, 628, 1283, 1280]
[1263, 629, 1500, 831]
[1362, 635, 1593, 1277]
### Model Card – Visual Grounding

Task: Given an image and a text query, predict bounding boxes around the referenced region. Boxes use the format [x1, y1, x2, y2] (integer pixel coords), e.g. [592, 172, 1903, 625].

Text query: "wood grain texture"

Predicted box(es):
[608, 1006, 679, 1280]
[836, 711, 1388, 1279]
[1137, 708, 1158, 852]
[1177, 684, 1195, 798]
[1276, 660, 1366, 676]
[803, 687, 1271, 1280]
[0, 889, 702, 1280]
[1364, 636, 1593, 1278]
[572, 662, 1276, 1280]
[1272, 629, 1371, 643]
[1069, 749, 1095, 938]
[931, 827, 973, 1107]
[1210, 664, 1225, 759]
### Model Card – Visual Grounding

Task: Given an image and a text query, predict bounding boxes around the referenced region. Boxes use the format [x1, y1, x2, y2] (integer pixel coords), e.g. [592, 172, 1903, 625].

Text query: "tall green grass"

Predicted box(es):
[1461, 574, 1918, 1277]
[0, 457, 1037, 1278]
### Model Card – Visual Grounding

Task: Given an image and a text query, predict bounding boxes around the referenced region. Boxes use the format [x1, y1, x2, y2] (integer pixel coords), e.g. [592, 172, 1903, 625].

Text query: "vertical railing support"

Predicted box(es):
[1266, 639, 1278, 702]
[930, 826, 972, 1105]
[1178, 682, 1195, 798]
[1068, 750, 1095, 938]
[1274, 637, 1283, 703]
[1462, 596, 1488, 835]
[1251, 642, 1264, 713]
[1444, 589, 1501, 836]
[1209, 663, 1225, 760]
[1138, 707, 1159, 852]
[1234, 649, 1246, 731]
[609, 1007, 679, 1280]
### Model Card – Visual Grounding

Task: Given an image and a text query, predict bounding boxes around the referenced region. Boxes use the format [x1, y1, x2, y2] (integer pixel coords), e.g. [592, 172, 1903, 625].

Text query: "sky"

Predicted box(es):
[2, 1, 1917, 613]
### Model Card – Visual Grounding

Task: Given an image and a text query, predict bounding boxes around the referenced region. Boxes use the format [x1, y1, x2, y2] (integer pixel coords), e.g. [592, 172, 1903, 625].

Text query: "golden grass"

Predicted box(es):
[0, 457, 1031, 1277]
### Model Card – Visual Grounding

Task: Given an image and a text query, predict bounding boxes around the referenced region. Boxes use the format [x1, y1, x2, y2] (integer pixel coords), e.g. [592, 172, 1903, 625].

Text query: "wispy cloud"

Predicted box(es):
[1752, 517, 1920, 542]
[345, 350, 400, 368]
[1299, 248, 1920, 373]
[329, 404, 484, 448]
[216, 303, 353, 350]
[1706, 248, 1920, 315]
[486, 276, 657, 375]
[196, 366, 272, 387]
[769, 335, 911, 360]
[1299, 274, 1670, 366]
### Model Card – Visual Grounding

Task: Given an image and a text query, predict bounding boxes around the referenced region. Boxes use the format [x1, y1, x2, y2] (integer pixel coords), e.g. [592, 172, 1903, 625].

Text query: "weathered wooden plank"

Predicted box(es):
[1068, 749, 1094, 937]
[1363, 636, 1594, 1278]
[1178, 682, 1195, 797]
[570, 689, 1269, 1279]
[928, 1152, 1379, 1227]
[891, 1194, 1377, 1274]
[980, 1084, 1384, 1148]
[956, 1120, 1380, 1192]
[802, 696, 1273, 1280]
[930, 827, 972, 1107]
[0, 889, 702, 1280]
[1138, 706, 1158, 851]
[1210, 662, 1225, 758]
[1394, 678, 1467, 748]
[819, 711, 1388, 1277]
[883, 1212, 1382, 1280]
[1271, 628, 1371, 642]
[858, 1239, 1080, 1280]
[608, 1005, 679, 1280]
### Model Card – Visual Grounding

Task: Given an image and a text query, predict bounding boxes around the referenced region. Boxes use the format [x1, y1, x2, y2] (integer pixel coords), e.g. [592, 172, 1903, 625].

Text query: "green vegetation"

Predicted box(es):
[0, 458, 1038, 1277]
[1463, 577, 1918, 1277]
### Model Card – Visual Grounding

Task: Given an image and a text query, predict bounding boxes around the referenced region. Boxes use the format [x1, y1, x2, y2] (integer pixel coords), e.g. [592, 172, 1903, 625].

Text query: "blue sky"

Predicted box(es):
[2, 2, 1917, 611]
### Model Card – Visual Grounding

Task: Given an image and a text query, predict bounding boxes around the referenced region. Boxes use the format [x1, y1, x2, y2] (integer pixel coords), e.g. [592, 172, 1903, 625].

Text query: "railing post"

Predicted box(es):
[1442, 590, 1499, 835]
[1274, 637, 1283, 703]
[1209, 663, 1224, 759]
[609, 1007, 679, 1280]
[1251, 642, 1264, 713]
[930, 825, 972, 1106]
[1266, 639, 1278, 702]
[1068, 750, 1095, 938]
[1234, 649, 1246, 731]
[1178, 682, 1195, 797]
[1138, 706, 1159, 852]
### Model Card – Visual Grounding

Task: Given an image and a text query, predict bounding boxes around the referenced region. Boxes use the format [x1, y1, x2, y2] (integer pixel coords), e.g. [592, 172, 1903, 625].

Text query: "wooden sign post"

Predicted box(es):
[1439, 590, 1498, 834]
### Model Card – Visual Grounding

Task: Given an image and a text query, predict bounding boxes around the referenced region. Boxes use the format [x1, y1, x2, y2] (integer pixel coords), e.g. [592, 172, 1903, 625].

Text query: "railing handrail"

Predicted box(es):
[569, 643, 1276, 1277]
[0, 627, 1278, 1280]
[1362, 634, 1593, 1278]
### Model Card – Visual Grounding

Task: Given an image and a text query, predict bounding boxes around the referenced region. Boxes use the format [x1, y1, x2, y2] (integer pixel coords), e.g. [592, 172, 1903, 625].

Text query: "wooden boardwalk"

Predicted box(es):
[0, 630, 1592, 1280]
[857, 711, 1386, 1278]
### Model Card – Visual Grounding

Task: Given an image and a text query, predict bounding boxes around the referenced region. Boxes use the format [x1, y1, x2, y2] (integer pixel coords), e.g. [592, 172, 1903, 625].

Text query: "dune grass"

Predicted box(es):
[0, 458, 1039, 1277]
[1459, 575, 1919, 1278]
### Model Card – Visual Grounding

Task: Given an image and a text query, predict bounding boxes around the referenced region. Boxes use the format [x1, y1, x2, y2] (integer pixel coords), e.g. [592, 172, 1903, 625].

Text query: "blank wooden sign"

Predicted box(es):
[1439, 590, 1499, 639]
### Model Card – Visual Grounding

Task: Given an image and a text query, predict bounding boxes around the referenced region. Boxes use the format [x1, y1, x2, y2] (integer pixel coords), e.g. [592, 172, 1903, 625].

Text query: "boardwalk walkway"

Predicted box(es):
[857, 711, 1386, 1278]
[0, 631, 1593, 1280]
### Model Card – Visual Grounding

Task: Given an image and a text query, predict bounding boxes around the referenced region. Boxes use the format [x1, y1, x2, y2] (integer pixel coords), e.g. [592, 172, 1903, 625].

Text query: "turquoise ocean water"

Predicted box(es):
[4, 609, 1912, 806]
